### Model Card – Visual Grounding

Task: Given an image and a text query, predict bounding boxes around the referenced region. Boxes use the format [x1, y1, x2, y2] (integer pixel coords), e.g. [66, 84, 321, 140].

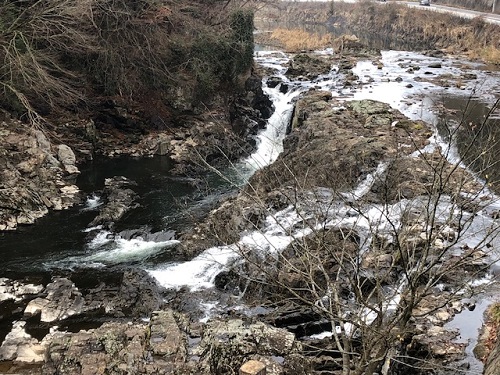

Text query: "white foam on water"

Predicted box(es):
[84, 237, 180, 263]
[44, 232, 179, 269]
[343, 162, 389, 201]
[83, 225, 103, 233]
[237, 85, 305, 181]
[82, 194, 102, 211]
[148, 204, 315, 291]
[148, 245, 240, 291]
[87, 230, 114, 249]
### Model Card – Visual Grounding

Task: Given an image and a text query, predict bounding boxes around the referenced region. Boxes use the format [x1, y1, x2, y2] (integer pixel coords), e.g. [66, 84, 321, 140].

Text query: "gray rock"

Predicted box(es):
[0, 321, 47, 362]
[149, 310, 187, 360]
[428, 62, 443, 68]
[89, 176, 138, 228]
[42, 308, 189, 375]
[43, 322, 149, 375]
[57, 144, 79, 174]
[195, 318, 308, 374]
[0, 120, 81, 230]
[25, 278, 84, 322]
[84, 268, 164, 318]
[285, 53, 332, 79]
[34, 130, 51, 152]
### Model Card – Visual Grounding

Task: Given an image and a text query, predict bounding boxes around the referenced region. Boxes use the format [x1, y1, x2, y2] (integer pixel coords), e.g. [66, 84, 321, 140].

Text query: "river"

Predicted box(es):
[1, 44, 500, 372]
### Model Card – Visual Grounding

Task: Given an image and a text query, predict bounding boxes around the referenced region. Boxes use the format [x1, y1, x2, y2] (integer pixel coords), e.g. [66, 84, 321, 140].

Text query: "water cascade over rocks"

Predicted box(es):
[1, 45, 500, 374]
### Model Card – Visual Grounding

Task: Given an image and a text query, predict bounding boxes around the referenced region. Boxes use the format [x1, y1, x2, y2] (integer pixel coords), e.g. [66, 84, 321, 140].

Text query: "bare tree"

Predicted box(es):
[204, 95, 500, 374]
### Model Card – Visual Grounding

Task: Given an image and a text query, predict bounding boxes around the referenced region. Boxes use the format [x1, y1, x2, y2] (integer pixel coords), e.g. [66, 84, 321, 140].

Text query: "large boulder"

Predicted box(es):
[89, 176, 138, 228]
[25, 278, 84, 322]
[0, 121, 81, 230]
[0, 321, 48, 362]
[57, 144, 79, 175]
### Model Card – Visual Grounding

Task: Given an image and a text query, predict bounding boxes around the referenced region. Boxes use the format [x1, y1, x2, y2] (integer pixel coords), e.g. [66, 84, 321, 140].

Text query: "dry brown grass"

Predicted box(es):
[474, 45, 500, 65]
[269, 28, 333, 52]
[256, 1, 500, 65]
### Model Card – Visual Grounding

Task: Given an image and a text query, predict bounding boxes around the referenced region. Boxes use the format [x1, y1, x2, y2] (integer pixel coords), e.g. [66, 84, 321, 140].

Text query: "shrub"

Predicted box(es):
[0, 0, 255, 122]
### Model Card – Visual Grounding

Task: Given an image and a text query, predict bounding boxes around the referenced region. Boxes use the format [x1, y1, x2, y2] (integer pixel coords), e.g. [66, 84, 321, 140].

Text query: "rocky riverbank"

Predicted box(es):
[0, 119, 81, 231]
[2, 85, 492, 373]
[179, 90, 491, 373]
[0, 71, 272, 231]
[2, 18, 499, 375]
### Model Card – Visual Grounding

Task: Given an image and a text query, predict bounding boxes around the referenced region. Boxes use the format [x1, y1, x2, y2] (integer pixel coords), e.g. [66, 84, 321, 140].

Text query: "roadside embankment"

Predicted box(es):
[434, 0, 499, 14]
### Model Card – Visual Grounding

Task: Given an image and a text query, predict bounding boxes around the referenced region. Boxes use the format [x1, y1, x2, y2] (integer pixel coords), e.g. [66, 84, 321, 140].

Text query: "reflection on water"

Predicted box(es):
[438, 97, 500, 190]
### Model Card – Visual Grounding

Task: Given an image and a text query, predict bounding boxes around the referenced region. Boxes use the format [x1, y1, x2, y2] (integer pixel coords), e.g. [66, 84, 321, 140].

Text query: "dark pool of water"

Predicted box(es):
[0, 156, 200, 273]
[437, 96, 500, 189]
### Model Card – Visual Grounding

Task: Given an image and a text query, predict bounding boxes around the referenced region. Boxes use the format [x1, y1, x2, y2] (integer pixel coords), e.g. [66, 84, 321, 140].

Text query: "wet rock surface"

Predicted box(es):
[88, 176, 139, 229]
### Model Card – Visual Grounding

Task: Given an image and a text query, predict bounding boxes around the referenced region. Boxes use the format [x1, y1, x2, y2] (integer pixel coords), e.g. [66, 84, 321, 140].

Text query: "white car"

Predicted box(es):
[420, 0, 431, 5]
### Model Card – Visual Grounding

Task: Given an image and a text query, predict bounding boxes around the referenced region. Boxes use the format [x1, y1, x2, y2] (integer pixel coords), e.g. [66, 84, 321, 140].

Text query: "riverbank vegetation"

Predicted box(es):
[0, 0, 255, 125]
[255, 1, 500, 64]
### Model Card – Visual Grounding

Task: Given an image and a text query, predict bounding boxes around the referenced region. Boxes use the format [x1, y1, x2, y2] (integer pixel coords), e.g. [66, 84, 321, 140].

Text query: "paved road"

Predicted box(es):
[396, 1, 500, 25]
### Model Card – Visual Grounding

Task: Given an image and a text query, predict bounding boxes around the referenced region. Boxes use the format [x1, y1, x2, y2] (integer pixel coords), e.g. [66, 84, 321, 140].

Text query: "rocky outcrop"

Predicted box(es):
[43, 321, 150, 375]
[250, 93, 432, 195]
[42, 309, 190, 375]
[25, 278, 84, 323]
[0, 269, 165, 367]
[285, 53, 333, 80]
[83, 268, 164, 318]
[0, 121, 81, 230]
[194, 318, 310, 374]
[0, 321, 49, 362]
[0, 278, 44, 302]
[89, 176, 138, 229]
[3, 308, 308, 375]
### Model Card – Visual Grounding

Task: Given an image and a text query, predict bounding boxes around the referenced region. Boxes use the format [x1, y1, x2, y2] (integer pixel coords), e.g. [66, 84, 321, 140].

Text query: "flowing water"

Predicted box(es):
[1, 46, 500, 372]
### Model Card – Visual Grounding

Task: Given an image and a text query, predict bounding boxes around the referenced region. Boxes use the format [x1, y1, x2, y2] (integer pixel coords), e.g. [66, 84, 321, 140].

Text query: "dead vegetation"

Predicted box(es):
[267, 28, 334, 52]
[0, 0, 255, 124]
[255, 1, 500, 65]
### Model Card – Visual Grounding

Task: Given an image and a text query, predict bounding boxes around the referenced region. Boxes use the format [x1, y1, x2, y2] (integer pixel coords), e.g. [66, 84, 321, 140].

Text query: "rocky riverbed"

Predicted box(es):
[2, 37, 500, 374]
[0, 90, 495, 373]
